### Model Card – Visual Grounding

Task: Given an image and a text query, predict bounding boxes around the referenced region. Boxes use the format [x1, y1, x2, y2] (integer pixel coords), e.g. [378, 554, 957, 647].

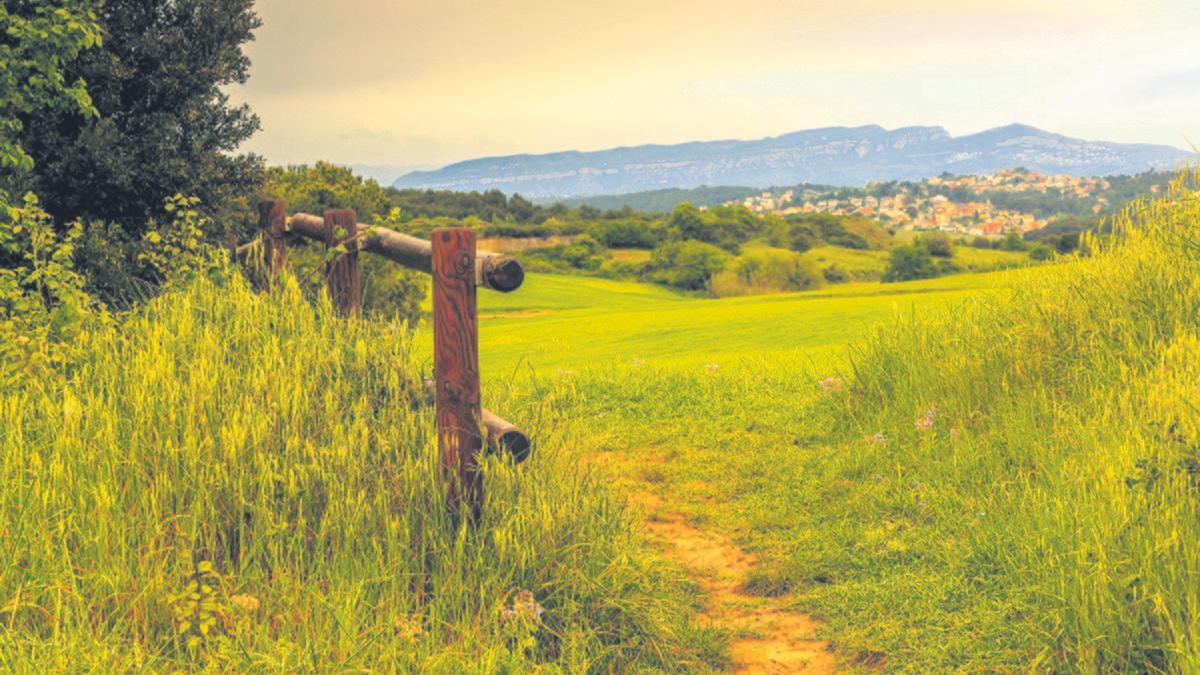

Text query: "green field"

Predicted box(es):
[800, 244, 1034, 281]
[464, 271, 1014, 377]
[8, 185, 1199, 670]
[453, 179, 1200, 671]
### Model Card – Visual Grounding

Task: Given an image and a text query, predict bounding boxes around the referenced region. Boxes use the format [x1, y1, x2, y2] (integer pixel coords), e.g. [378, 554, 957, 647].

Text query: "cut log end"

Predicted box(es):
[482, 256, 525, 293]
[491, 428, 532, 464]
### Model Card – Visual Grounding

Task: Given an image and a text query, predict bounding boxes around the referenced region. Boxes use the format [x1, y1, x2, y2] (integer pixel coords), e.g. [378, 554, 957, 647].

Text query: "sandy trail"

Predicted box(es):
[633, 490, 838, 673]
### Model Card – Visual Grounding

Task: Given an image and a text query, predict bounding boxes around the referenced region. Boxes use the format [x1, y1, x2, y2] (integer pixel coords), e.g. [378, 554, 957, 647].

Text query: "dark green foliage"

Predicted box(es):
[1001, 229, 1027, 252]
[918, 232, 954, 258]
[0, 1, 102, 187]
[591, 219, 662, 249]
[1029, 243, 1055, 261]
[882, 242, 937, 282]
[648, 240, 729, 291]
[781, 213, 879, 251]
[263, 164, 425, 326]
[822, 264, 849, 283]
[523, 236, 607, 273]
[17, 0, 264, 230]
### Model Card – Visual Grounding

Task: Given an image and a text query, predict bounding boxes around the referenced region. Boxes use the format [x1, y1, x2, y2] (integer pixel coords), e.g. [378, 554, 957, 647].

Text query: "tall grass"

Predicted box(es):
[832, 169, 1200, 670]
[0, 273, 718, 670]
[519, 171, 1200, 670]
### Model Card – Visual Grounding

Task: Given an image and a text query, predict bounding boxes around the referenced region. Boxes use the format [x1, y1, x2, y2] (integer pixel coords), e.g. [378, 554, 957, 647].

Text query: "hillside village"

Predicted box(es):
[736, 168, 1117, 237]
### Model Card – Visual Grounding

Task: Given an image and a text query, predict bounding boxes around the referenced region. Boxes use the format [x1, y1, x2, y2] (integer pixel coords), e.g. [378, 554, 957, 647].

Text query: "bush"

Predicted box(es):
[1001, 229, 1027, 252]
[1029, 243, 1055, 261]
[712, 248, 824, 297]
[647, 240, 729, 291]
[918, 232, 955, 258]
[822, 264, 849, 284]
[882, 242, 938, 282]
[591, 220, 661, 248]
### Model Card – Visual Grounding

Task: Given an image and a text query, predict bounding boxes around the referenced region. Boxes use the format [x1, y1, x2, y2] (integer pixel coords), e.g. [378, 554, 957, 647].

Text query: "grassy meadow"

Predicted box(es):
[418, 270, 1016, 378]
[5, 175, 1199, 671]
[461, 174, 1200, 670]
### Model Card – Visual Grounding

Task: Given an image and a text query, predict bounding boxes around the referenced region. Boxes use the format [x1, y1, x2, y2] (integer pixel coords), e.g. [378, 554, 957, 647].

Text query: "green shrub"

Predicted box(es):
[882, 242, 937, 282]
[917, 232, 954, 258]
[1029, 243, 1055, 261]
[822, 264, 849, 283]
[647, 240, 729, 291]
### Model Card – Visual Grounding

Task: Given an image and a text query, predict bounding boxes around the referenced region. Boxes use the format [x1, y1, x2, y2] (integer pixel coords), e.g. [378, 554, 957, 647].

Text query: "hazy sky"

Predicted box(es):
[229, 0, 1200, 169]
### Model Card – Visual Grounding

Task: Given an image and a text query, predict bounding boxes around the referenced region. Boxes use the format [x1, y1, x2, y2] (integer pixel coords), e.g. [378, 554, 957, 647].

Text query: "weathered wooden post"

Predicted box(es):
[323, 209, 361, 316]
[431, 228, 484, 519]
[258, 199, 287, 282]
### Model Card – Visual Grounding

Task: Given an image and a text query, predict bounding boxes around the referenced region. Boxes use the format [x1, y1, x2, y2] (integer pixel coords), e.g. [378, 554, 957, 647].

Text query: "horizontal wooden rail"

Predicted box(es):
[237, 202, 531, 519]
[237, 213, 524, 292]
[422, 379, 531, 464]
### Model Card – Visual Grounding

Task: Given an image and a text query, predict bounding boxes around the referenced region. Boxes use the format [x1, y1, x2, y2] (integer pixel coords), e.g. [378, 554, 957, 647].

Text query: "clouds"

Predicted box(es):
[229, 0, 1200, 167]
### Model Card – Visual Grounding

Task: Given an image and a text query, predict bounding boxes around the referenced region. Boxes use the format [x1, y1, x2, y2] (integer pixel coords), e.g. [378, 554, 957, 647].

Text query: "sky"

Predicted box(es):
[229, 0, 1200, 172]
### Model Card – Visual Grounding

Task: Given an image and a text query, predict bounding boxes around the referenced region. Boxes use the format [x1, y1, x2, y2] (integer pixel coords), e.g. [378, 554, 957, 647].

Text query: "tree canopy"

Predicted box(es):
[15, 0, 263, 230]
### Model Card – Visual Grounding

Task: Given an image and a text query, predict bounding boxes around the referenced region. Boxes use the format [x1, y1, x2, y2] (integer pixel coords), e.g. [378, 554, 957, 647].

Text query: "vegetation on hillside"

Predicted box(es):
[494, 173, 1200, 671]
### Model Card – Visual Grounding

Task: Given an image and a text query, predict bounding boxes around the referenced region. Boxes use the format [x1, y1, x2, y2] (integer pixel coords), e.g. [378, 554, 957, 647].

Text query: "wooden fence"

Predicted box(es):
[238, 200, 529, 520]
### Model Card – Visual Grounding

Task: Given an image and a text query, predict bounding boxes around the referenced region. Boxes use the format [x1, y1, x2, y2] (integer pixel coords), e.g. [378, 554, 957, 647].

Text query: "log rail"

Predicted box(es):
[236, 199, 529, 520]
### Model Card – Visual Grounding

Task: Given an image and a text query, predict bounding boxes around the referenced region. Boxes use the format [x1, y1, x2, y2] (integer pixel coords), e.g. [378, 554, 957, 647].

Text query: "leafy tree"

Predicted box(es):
[591, 219, 661, 248]
[648, 240, 728, 291]
[261, 165, 426, 326]
[1029, 243, 1055, 262]
[883, 242, 937, 282]
[729, 248, 822, 292]
[0, 0, 103, 207]
[822, 264, 848, 283]
[918, 232, 954, 258]
[16, 0, 264, 230]
[1000, 229, 1027, 252]
[667, 202, 708, 241]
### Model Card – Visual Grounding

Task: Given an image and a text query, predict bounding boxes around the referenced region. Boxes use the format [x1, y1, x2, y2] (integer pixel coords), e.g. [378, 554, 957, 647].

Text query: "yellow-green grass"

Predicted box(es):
[0, 275, 720, 670]
[800, 243, 1034, 282]
[484, 176, 1200, 671]
[440, 270, 1016, 378]
[608, 248, 652, 263]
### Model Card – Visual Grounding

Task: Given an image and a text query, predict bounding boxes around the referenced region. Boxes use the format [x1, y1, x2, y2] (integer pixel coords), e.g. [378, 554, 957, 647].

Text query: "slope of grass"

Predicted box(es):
[0, 275, 719, 671]
[461, 270, 1014, 377]
[482, 174, 1200, 670]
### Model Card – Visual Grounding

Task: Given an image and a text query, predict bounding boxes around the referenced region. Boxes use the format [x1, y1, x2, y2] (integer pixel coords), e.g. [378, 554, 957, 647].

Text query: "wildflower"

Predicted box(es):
[914, 406, 938, 432]
[818, 377, 843, 393]
[555, 368, 576, 377]
[229, 594, 259, 612]
[393, 613, 423, 640]
[865, 433, 887, 446]
[500, 589, 545, 622]
[705, 363, 719, 372]
[631, 357, 645, 366]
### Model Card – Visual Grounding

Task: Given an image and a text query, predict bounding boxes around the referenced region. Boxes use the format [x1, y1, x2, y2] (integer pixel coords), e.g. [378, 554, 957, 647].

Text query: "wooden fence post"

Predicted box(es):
[324, 209, 361, 316]
[432, 228, 483, 520]
[259, 199, 286, 282]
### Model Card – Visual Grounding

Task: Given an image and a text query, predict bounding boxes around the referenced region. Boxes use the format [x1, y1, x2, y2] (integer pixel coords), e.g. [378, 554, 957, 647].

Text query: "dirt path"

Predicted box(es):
[633, 490, 838, 673]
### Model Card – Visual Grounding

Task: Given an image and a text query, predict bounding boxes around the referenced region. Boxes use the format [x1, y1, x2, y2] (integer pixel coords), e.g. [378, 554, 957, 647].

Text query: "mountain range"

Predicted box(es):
[391, 124, 1194, 198]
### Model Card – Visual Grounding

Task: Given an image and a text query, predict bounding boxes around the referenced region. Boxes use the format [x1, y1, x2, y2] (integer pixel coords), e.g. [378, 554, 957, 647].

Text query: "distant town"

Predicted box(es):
[731, 168, 1159, 237]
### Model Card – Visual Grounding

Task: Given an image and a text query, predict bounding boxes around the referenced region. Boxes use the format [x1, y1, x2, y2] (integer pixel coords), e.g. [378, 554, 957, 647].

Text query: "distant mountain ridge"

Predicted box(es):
[392, 124, 1194, 198]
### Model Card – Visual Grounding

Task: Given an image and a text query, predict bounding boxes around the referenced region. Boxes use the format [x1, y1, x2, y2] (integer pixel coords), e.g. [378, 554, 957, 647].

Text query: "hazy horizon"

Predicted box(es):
[230, 0, 1200, 169]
